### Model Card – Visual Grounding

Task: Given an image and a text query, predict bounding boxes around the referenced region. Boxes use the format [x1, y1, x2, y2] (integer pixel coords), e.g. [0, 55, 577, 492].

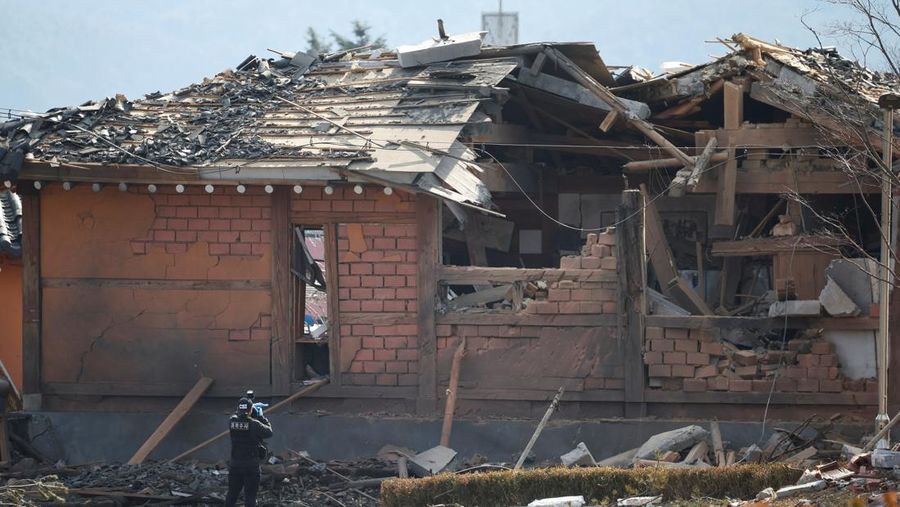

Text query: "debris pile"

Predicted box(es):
[566, 417, 858, 470]
[0, 451, 392, 506]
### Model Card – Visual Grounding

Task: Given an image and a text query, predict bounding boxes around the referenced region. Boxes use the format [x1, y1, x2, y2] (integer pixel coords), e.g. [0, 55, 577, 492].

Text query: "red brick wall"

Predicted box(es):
[335, 222, 419, 387]
[644, 326, 875, 394]
[286, 184, 418, 388]
[436, 229, 624, 395]
[133, 186, 272, 258]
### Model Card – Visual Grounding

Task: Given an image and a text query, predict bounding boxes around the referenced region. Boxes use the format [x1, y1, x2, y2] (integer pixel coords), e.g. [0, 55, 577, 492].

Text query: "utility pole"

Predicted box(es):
[876, 93, 899, 448]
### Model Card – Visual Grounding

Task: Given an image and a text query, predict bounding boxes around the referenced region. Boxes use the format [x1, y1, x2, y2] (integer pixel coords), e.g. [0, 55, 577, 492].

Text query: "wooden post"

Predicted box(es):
[324, 222, 342, 386]
[270, 186, 292, 394]
[711, 420, 726, 467]
[618, 190, 646, 418]
[716, 82, 744, 226]
[514, 386, 565, 469]
[439, 337, 466, 447]
[127, 377, 213, 464]
[416, 196, 440, 415]
[20, 188, 41, 401]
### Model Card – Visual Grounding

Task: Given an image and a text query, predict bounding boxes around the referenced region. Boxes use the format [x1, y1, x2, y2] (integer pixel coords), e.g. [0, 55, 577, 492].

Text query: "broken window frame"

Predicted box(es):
[291, 224, 331, 382]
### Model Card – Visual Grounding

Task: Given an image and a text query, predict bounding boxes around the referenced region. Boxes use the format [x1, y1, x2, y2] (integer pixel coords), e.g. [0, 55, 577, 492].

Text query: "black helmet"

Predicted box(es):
[236, 397, 252, 415]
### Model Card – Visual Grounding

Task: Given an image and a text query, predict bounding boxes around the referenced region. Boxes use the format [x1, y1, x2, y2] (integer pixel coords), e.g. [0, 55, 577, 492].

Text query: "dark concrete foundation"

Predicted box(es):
[26, 411, 870, 466]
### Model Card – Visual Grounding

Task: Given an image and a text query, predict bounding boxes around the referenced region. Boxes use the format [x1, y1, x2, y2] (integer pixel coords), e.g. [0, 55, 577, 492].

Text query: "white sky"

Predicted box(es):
[0, 0, 850, 113]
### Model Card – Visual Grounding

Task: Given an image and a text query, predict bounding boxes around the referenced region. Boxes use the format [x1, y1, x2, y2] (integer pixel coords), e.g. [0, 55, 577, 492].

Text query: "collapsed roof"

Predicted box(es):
[1, 32, 897, 215]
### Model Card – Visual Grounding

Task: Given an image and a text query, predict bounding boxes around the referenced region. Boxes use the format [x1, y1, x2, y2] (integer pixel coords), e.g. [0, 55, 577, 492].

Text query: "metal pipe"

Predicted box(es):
[878, 107, 894, 448]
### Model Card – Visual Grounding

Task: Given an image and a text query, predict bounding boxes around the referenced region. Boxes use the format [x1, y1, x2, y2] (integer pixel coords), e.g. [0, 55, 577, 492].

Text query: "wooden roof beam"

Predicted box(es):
[541, 47, 696, 171]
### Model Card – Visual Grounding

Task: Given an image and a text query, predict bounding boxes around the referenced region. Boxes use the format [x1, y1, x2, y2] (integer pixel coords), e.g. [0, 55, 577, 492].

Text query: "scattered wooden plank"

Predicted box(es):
[781, 446, 817, 465]
[439, 337, 467, 448]
[710, 420, 726, 467]
[725, 450, 736, 466]
[0, 360, 21, 412]
[169, 379, 329, 463]
[128, 377, 214, 465]
[72, 488, 179, 502]
[599, 110, 620, 133]
[683, 441, 709, 464]
[514, 386, 565, 469]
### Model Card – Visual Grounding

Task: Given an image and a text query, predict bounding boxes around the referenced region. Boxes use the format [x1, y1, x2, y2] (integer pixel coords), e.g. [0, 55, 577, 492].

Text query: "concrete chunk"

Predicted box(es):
[634, 425, 709, 462]
[560, 442, 596, 467]
[408, 445, 457, 477]
[595, 447, 638, 467]
[768, 300, 821, 317]
[397, 32, 484, 68]
[872, 449, 900, 468]
[775, 479, 826, 498]
[819, 276, 861, 317]
[529, 496, 585, 507]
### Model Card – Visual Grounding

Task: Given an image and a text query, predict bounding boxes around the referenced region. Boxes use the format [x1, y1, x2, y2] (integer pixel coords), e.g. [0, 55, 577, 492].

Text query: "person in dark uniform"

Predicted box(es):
[224, 396, 273, 507]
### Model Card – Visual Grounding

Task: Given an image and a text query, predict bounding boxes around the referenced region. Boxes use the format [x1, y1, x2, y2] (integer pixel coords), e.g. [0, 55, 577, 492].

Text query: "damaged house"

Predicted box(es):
[0, 31, 898, 460]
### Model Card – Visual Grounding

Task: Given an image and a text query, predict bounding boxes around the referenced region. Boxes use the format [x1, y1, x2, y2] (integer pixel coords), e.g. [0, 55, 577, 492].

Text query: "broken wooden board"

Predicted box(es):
[711, 236, 848, 256]
[169, 379, 329, 463]
[710, 420, 725, 467]
[128, 377, 213, 465]
[641, 184, 713, 315]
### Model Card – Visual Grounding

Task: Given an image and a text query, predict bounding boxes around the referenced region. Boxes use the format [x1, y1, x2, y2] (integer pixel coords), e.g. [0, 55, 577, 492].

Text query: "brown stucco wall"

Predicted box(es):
[40, 185, 272, 391]
[0, 259, 22, 388]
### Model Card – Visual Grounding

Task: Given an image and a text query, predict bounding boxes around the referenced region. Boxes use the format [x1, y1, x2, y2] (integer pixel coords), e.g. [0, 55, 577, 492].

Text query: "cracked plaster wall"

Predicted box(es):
[40, 186, 271, 388]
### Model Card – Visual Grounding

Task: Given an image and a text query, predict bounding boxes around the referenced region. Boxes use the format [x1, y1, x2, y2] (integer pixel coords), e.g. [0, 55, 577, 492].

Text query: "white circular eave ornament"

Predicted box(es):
[383, 186, 393, 196]
[33, 181, 43, 190]
[293, 185, 303, 194]
[118, 182, 128, 192]
[147, 184, 157, 193]
[353, 184, 364, 195]
[91, 183, 102, 192]
[236, 184, 246, 194]
[324, 185, 334, 195]
[264, 185, 274, 194]
[175, 184, 185, 193]
[204, 184, 214, 194]
[62, 181, 73, 191]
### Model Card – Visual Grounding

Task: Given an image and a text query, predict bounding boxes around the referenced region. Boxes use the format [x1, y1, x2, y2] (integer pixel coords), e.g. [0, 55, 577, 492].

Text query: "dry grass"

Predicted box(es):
[380, 464, 802, 507]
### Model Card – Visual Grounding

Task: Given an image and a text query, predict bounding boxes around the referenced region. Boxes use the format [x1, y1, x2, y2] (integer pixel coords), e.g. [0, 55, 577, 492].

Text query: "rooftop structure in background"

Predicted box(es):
[482, 1, 518, 46]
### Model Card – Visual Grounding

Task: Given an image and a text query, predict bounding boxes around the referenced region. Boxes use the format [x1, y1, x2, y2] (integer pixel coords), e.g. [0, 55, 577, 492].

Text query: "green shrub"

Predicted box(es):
[380, 464, 801, 507]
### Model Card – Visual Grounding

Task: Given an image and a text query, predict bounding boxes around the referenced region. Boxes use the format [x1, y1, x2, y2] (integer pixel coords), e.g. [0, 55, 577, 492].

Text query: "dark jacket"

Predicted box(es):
[228, 413, 273, 468]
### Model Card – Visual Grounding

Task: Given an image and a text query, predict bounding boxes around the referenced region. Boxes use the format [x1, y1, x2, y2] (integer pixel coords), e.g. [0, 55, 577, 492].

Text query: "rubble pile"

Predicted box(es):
[0, 451, 390, 506]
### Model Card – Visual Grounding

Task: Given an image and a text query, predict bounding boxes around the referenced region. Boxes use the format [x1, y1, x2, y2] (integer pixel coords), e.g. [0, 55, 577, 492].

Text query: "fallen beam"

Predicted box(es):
[623, 151, 728, 171]
[168, 379, 329, 463]
[514, 386, 565, 469]
[439, 337, 467, 447]
[542, 48, 695, 170]
[128, 377, 214, 465]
